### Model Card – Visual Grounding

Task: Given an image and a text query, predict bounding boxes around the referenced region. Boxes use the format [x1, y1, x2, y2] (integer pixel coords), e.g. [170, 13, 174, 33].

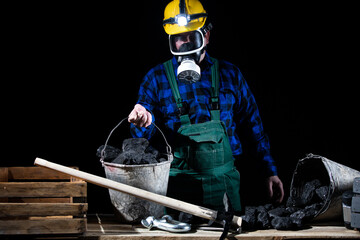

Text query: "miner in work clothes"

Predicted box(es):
[128, 0, 284, 215]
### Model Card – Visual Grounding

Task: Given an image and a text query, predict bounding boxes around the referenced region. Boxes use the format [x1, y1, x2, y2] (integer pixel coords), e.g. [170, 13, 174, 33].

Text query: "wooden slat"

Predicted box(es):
[7, 197, 71, 203]
[2, 166, 79, 180]
[0, 203, 88, 217]
[0, 218, 86, 235]
[0, 182, 87, 198]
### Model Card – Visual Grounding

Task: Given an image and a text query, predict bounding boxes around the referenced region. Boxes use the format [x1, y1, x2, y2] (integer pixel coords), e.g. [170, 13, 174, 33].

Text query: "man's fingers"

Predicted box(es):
[267, 176, 285, 203]
[128, 104, 152, 128]
[277, 181, 285, 203]
[268, 180, 273, 199]
[144, 111, 152, 128]
[140, 111, 152, 128]
[138, 111, 147, 128]
[128, 109, 138, 122]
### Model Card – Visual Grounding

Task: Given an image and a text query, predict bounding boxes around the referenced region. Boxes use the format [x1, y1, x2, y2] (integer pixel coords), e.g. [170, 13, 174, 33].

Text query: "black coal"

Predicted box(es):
[241, 179, 328, 231]
[96, 138, 167, 165]
[96, 145, 121, 160]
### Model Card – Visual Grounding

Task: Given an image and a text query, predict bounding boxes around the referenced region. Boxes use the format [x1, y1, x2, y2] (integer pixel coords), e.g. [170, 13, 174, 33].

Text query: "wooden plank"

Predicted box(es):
[84, 224, 360, 239]
[85, 215, 360, 239]
[0, 218, 86, 235]
[7, 197, 71, 203]
[2, 166, 79, 180]
[0, 203, 88, 217]
[0, 182, 87, 198]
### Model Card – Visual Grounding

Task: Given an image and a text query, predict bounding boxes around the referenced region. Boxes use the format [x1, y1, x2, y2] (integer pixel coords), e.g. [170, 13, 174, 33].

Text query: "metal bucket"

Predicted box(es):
[100, 118, 173, 223]
[290, 153, 360, 221]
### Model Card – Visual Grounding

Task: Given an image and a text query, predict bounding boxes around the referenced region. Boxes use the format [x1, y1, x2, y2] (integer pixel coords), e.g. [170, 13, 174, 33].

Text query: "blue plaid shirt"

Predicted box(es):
[131, 53, 277, 176]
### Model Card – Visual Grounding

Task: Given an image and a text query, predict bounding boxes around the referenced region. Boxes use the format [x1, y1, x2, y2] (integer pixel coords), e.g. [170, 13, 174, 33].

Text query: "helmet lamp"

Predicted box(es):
[176, 14, 189, 26]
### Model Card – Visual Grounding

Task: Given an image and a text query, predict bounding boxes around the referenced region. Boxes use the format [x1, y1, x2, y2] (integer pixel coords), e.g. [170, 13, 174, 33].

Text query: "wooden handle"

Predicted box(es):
[35, 158, 214, 219]
[34, 158, 242, 227]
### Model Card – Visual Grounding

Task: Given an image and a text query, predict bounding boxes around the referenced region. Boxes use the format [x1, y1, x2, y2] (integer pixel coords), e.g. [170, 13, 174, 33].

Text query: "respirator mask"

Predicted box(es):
[169, 29, 206, 83]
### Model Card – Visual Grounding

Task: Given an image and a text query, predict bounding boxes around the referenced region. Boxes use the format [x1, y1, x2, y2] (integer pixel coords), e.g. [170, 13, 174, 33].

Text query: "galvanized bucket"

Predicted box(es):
[290, 153, 360, 221]
[100, 117, 173, 223]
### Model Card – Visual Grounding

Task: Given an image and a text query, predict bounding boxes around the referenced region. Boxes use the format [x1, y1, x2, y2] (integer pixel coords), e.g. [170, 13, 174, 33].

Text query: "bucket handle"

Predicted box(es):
[100, 117, 173, 165]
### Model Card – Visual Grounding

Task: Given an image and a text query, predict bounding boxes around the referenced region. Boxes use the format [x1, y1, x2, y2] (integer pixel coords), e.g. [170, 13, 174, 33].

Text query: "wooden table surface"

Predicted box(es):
[83, 215, 360, 240]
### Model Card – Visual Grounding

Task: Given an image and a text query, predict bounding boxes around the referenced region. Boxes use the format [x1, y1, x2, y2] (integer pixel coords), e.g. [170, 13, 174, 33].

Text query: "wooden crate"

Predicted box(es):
[0, 166, 87, 235]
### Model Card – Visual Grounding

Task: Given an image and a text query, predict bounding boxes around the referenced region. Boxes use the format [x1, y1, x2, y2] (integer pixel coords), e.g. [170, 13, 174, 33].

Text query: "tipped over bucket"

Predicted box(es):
[290, 153, 360, 221]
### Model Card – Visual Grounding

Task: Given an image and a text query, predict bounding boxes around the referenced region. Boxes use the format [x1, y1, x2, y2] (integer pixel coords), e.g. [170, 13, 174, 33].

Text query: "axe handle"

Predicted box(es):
[34, 158, 242, 227]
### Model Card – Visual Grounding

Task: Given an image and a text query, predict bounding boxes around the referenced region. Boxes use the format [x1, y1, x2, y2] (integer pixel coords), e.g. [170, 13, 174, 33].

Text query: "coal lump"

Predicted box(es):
[110, 138, 166, 165]
[241, 179, 329, 231]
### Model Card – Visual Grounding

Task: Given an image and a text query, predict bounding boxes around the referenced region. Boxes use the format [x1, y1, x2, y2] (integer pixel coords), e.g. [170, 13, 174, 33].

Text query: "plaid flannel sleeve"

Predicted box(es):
[235, 73, 278, 177]
[130, 72, 157, 140]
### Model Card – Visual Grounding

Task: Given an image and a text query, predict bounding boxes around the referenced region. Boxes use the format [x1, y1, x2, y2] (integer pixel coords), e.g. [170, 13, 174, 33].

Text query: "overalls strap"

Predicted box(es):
[163, 60, 183, 109]
[209, 57, 220, 121]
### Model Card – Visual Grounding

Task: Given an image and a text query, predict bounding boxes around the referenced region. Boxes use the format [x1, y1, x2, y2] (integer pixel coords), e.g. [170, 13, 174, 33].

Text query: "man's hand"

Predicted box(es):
[267, 175, 284, 203]
[128, 104, 152, 128]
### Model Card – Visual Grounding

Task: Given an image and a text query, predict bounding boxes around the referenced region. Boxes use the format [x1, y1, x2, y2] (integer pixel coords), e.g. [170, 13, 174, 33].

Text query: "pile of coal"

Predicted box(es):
[241, 179, 329, 231]
[96, 145, 122, 161]
[96, 138, 167, 165]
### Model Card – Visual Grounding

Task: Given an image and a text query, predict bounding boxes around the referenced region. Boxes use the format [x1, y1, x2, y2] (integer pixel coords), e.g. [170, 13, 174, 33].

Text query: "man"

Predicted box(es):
[128, 0, 284, 214]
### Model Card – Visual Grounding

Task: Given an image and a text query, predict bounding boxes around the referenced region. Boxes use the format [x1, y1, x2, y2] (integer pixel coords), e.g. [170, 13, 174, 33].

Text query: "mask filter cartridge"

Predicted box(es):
[177, 59, 201, 83]
[176, 42, 201, 83]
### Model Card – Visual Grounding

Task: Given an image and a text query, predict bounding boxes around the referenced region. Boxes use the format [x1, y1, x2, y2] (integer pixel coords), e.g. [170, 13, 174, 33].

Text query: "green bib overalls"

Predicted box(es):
[163, 58, 241, 212]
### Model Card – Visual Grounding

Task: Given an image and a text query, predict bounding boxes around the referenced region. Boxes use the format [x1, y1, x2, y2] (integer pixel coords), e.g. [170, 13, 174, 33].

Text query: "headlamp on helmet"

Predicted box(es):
[163, 0, 207, 29]
[163, 0, 208, 35]
[175, 14, 189, 26]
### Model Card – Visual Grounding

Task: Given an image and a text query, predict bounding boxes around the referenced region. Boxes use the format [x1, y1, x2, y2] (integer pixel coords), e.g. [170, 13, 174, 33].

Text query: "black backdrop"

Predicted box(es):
[4, 2, 358, 213]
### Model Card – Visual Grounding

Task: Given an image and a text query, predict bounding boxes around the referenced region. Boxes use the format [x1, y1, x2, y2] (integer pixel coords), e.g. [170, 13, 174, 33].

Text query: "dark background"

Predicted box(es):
[3, 2, 358, 214]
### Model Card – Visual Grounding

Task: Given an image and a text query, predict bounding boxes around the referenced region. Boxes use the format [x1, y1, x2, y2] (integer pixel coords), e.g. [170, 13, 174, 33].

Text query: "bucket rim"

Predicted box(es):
[102, 158, 173, 169]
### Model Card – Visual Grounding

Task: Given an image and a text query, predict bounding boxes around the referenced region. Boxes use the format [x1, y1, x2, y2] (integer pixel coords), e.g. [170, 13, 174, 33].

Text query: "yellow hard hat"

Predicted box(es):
[163, 0, 207, 35]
